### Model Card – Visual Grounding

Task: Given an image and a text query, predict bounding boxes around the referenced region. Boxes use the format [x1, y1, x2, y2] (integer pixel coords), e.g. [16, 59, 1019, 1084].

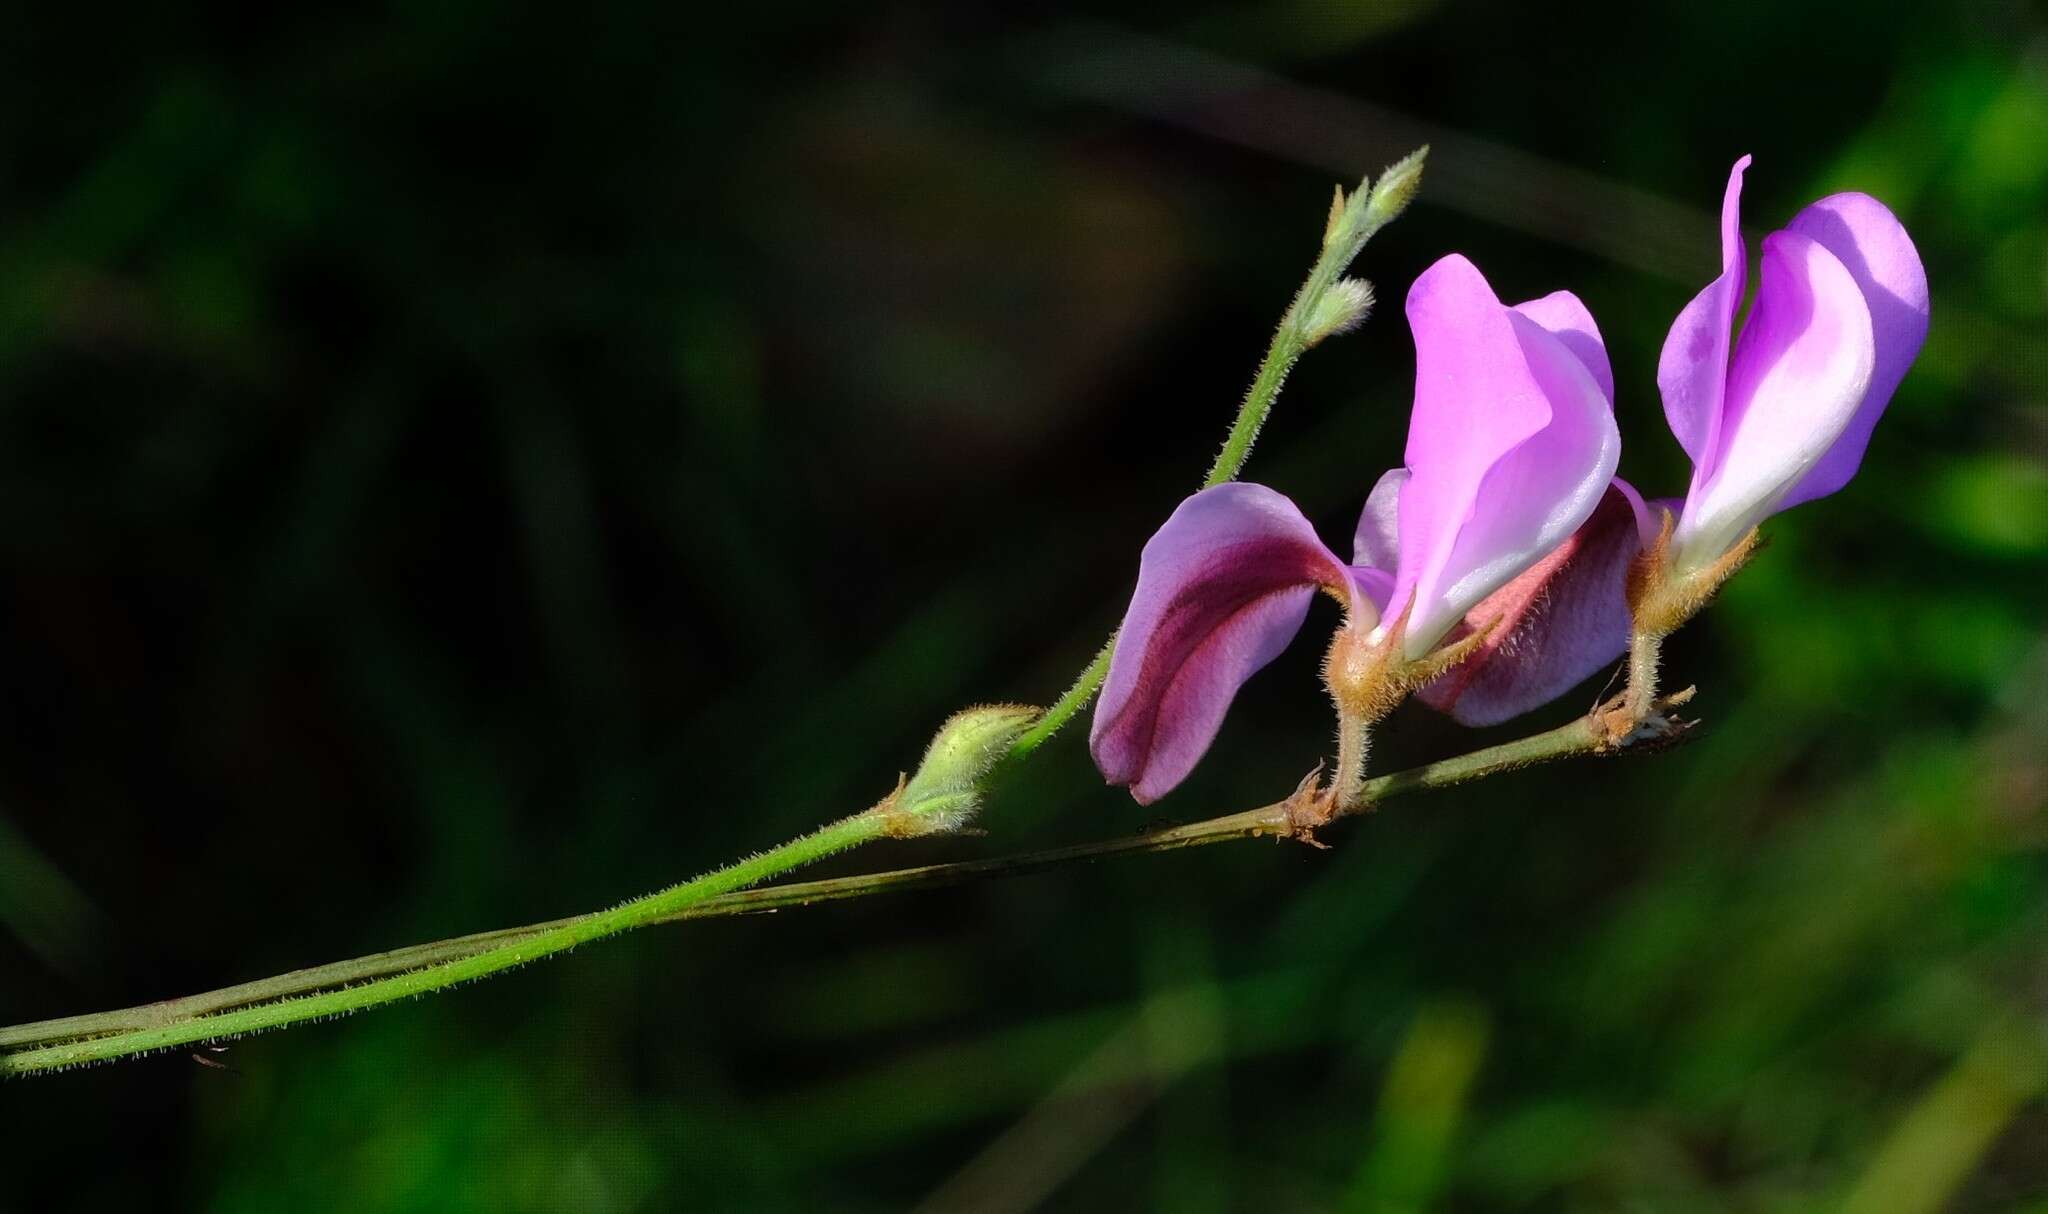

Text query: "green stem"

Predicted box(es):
[1007, 638, 1114, 761]
[1202, 155, 1418, 490]
[1, 150, 1442, 1077]
[1201, 248, 1340, 489]
[1, 809, 894, 1077]
[1331, 710, 1375, 812]
[1007, 150, 1425, 757]
[3, 697, 1685, 1075]
[1622, 628, 1664, 727]
[0, 926, 535, 1050]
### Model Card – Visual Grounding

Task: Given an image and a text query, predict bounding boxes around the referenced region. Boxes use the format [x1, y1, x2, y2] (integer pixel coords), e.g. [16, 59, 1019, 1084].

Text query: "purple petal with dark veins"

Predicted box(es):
[1091, 483, 1358, 803]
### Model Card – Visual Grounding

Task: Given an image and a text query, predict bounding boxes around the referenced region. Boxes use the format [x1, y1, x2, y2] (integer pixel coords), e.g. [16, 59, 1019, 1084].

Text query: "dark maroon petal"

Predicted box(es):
[1091, 484, 1353, 803]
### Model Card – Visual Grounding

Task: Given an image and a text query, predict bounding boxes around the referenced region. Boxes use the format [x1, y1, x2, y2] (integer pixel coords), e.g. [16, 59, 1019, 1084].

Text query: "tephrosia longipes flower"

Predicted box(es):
[1655, 155, 1928, 577]
[1417, 156, 1929, 736]
[1090, 254, 1619, 813]
[1087, 482, 1391, 804]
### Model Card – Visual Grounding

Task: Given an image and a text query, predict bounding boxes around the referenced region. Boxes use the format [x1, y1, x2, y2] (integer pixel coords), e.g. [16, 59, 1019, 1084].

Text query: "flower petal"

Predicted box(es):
[1390, 256, 1621, 656]
[1777, 191, 1930, 510]
[1091, 483, 1352, 803]
[1657, 156, 1750, 468]
[1610, 475, 1662, 548]
[1514, 290, 1614, 402]
[1352, 467, 1407, 570]
[1346, 563, 1397, 617]
[1418, 483, 1644, 726]
[1674, 229, 1876, 570]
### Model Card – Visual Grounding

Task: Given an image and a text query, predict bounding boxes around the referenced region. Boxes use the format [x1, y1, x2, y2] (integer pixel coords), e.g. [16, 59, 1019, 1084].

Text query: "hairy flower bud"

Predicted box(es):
[1304, 277, 1375, 348]
[881, 704, 1040, 835]
[1365, 146, 1429, 229]
[1323, 146, 1427, 253]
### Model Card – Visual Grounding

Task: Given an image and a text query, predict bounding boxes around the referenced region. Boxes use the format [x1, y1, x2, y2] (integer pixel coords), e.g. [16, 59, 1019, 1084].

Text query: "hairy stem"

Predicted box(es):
[2, 698, 1684, 1076]
[1015, 153, 1425, 755]
[1008, 638, 1115, 761]
[1331, 711, 1375, 812]
[1, 809, 895, 1076]
[1622, 628, 1664, 726]
[1202, 158, 1417, 489]
[1, 152, 1443, 1076]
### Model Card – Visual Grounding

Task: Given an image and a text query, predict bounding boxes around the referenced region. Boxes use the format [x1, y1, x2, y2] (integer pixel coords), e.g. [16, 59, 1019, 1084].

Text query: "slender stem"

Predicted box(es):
[1, 809, 895, 1077]
[1202, 170, 1409, 490]
[2, 701, 1684, 1074]
[2, 152, 1443, 1076]
[1007, 638, 1114, 761]
[1331, 711, 1374, 811]
[1622, 628, 1664, 725]
[0, 926, 541, 1049]
[1013, 162, 1420, 758]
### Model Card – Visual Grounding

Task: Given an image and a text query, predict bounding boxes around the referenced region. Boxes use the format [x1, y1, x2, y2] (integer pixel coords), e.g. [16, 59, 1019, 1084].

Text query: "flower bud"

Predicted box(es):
[1365, 145, 1428, 228]
[1304, 277, 1374, 347]
[882, 704, 1040, 835]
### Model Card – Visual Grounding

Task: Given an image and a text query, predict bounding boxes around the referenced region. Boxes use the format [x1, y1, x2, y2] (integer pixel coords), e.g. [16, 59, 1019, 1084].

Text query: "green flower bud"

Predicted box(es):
[1303, 277, 1374, 348]
[1365, 145, 1428, 228]
[1322, 146, 1427, 255]
[1323, 183, 1349, 249]
[879, 704, 1040, 836]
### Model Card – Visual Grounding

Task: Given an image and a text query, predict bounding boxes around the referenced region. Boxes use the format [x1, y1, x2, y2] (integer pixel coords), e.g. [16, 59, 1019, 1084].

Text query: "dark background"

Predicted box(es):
[4, 2, 2045, 1209]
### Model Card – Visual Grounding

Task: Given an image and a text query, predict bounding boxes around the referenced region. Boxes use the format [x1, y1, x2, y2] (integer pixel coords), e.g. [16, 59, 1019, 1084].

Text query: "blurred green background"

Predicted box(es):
[3, 1, 2045, 1209]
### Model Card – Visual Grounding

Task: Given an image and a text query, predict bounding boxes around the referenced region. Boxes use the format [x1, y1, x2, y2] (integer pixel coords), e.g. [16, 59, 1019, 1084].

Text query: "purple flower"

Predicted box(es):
[1662, 155, 1929, 572]
[1420, 157, 1929, 726]
[1359, 258, 1620, 657]
[1087, 483, 1388, 803]
[1091, 255, 1619, 802]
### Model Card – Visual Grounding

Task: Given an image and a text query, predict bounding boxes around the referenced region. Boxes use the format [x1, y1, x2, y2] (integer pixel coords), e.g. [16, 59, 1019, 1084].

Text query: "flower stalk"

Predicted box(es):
[3, 807, 897, 1076]
[1602, 508, 1761, 742]
[0, 695, 1689, 1078]
[1012, 150, 1430, 760]
[0, 148, 1929, 1091]
[2, 148, 1436, 1079]
[1202, 147, 1425, 491]
[1303, 610, 1497, 825]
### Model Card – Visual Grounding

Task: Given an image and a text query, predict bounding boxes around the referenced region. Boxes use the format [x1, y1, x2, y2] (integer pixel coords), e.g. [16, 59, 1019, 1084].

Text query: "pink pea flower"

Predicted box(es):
[1356, 258, 1621, 658]
[1086, 482, 1390, 803]
[1091, 255, 1619, 802]
[1660, 155, 1930, 572]
[1421, 156, 1929, 726]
